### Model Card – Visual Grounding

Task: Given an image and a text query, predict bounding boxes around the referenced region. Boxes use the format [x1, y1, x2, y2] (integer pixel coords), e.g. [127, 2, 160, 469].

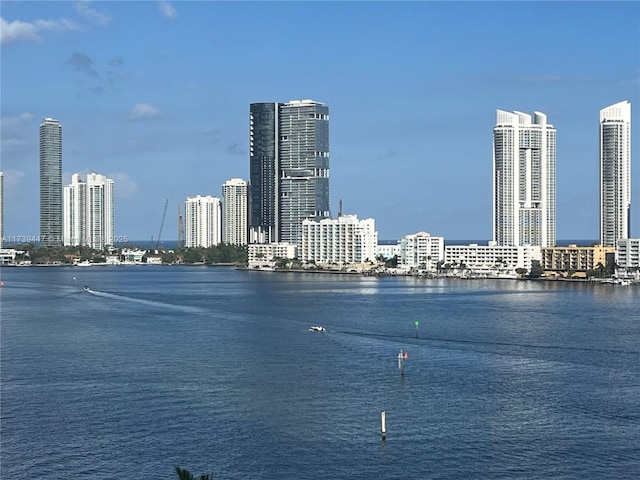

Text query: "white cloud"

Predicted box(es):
[158, 1, 177, 19]
[130, 103, 161, 120]
[0, 17, 80, 45]
[1, 113, 35, 155]
[108, 173, 139, 199]
[74, 1, 112, 26]
[1, 113, 34, 129]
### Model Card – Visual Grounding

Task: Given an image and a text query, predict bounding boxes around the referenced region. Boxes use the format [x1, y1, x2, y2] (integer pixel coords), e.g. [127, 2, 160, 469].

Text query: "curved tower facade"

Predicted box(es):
[600, 101, 631, 247]
[493, 110, 556, 247]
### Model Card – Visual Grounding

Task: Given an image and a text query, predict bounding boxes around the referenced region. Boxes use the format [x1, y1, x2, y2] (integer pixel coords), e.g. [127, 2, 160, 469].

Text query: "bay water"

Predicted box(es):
[1, 266, 639, 479]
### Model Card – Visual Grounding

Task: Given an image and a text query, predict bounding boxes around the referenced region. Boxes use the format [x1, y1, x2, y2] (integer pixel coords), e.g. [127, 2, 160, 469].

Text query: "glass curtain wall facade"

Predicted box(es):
[600, 101, 631, 247]
[249, 103, 279, 244]
[249, 100, 330, 248]
[493, 110, 556, 247]
[40, 117, 63, 246]
[278, 100, 330, 247]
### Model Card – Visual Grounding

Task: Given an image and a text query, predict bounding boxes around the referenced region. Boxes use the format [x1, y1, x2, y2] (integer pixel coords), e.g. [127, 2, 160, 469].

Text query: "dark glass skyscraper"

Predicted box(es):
[249, 100, 330, 247]
[40, 117, 63, 246]
[249, 103, 279, 244]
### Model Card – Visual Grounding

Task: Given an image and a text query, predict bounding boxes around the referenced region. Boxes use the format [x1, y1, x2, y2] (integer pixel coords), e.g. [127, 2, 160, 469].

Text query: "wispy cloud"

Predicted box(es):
[1, 112, 34, 129]
[0, 17, 80, 45]
[68, 52, 100, 77]
[158, 1, 177, 19]
[130, 103, 161, 120]
[226, 141, 246, 156]
[74, 1, 112, 26]
[1, 113, 35, 157]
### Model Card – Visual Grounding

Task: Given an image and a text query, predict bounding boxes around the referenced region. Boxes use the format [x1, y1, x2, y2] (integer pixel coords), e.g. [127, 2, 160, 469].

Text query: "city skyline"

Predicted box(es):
[2, 1, 639, 242]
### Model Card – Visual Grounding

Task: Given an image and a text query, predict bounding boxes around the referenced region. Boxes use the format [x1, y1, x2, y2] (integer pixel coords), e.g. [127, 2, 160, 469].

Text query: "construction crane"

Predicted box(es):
[155, 199, 169, 249]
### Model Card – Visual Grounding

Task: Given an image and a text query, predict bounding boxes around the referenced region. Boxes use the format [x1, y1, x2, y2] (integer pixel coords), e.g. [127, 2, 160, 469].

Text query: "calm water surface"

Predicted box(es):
[1, 266, 639, 479]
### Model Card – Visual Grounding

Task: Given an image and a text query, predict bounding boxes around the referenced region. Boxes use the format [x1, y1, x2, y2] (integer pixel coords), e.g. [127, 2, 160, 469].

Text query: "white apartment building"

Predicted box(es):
[63, 173, 114, 249]
[247, 242, 297, 269]
[222, 178, 248, 246]
[493, 110, 556, 247]
[184, 195, 221, 248]
[445, 242, 541, 276]
[301, 215, 378, 265]
[616, 238, 640, 269]
[397, 232, 444, 271]
[377, 240, 401, 260]
[600, 101, 631, 247]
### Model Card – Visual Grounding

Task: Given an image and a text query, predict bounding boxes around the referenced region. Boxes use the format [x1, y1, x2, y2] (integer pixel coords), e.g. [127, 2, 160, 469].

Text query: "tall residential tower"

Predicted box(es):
[493, 110, 556, 247]
[40, 118, 63, 246]
[63, 173, 115, 250]
[184, 195, 221, 248]
[222, 178, 248, 246]
[600, 101, 631, 247]
[249, 100, 330, 247]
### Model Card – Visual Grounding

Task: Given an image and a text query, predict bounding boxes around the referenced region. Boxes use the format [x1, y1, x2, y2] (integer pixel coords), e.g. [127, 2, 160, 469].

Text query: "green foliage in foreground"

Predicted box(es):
[175, 466, 213, 480]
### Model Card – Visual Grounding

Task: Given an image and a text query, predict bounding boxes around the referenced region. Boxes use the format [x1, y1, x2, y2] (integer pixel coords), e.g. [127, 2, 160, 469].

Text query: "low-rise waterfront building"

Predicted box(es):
[0, 248, 17, 265]
[301, 215, 378, 266]
[615, 239, 640, 281]
[377, 240, 400, 260]
[444, 242, 541, 277]
[247, 242, 297, 269]
[398, 232, 444, 272]
[541, 244, 614, 277]
[121, 248, 146, 264]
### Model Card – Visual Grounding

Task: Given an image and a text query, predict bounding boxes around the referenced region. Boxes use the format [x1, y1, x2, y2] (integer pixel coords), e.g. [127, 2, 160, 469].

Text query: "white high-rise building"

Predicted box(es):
[222, 178, 248, 246]
[493, 110, 556, 247]
[63, 173, 114, 249]
[301, 214, 377, 265]
[185, 195, 221, 248]
[600, 101, 631, 247]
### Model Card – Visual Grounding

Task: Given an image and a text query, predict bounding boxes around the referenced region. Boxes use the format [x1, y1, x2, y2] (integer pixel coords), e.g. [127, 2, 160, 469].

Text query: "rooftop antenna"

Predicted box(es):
[338, 199, 342, 218]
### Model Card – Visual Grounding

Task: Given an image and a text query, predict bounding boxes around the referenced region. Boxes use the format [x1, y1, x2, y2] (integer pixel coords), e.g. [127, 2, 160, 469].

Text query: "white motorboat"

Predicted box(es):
[309, 326, 326, 332]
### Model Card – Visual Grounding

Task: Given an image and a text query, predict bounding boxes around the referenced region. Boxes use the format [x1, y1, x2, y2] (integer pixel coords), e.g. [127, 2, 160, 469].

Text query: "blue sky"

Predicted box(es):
[2, 1, 639, 243]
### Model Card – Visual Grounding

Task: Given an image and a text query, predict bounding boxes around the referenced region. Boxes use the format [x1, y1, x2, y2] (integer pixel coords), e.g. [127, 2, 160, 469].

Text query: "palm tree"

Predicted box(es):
[175, 466, 212, 480]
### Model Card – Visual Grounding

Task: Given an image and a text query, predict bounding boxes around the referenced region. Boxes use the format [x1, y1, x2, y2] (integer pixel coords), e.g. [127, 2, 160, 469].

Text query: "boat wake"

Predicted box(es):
[83, 289, 200, 313]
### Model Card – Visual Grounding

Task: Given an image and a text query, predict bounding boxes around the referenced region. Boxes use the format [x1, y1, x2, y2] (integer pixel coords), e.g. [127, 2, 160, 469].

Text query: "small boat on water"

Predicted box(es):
[309, 326, 326, 332]
[83, 286, 91, 292]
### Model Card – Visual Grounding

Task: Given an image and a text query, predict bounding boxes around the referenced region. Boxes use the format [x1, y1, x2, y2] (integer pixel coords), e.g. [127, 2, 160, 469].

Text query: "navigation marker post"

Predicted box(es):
[415, 320, 419, 338]
[398, 350, 408, 376]
[381, 410, 386, 440]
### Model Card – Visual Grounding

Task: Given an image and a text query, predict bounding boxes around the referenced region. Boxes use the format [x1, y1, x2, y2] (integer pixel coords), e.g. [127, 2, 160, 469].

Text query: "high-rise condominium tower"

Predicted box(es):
[64, 173, 115, 250]
[249, 100, 330, 247]
[222, 178, 248, 246]
[493, 110, 556, 247]
[600, 100, 631, 247]
[40, 118, 63, 246]
[184, 195, 221, 248]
